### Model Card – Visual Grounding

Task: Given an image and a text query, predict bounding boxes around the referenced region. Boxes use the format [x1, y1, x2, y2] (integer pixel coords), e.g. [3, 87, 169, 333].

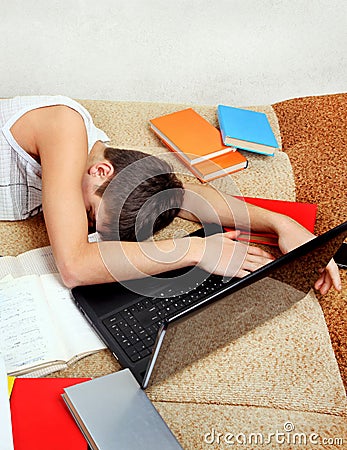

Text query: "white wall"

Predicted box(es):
[1, 0, 346, 106]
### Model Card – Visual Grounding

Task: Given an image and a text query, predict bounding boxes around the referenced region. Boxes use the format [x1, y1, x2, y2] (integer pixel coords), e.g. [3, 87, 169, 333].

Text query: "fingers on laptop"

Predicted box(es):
[315, 259, 342, 295]
[234, 245, 275, 277]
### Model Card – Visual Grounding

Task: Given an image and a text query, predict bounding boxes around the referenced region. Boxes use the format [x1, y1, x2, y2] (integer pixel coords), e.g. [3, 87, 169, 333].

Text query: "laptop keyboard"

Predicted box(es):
[102, 274, 231, 363]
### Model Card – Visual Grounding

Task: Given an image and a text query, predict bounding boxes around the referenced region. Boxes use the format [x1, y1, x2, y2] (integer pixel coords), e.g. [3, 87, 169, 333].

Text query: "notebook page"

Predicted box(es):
[0, 233, 99, 280]
[0, 257, 24, 279]
[17, 246, 58, 275]
[40, 273, 105, 355]
[0, 275, 14, 282]
[0, 247, 57, 279]
[0, 275, 65, 375]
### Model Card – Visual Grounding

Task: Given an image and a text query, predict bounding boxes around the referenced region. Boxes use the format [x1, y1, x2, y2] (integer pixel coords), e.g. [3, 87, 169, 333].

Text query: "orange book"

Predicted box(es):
[225, 197, 317, 246]
[168, 143, 248, 182]
[150, 108, 247, 182]
[150, 108, 231, 164]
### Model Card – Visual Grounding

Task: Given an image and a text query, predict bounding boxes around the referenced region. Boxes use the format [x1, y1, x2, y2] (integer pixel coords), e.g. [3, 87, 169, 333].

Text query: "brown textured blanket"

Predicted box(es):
[273, 94, 347, 390]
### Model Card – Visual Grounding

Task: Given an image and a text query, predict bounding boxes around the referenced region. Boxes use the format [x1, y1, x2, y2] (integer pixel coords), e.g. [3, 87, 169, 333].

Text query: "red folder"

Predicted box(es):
[10, 378, 90, 450]
[225, 197, 317, 246]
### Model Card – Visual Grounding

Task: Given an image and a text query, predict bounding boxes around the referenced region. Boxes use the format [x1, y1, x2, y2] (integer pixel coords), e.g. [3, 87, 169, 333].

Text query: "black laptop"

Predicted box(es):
[71, 221, 347, 389]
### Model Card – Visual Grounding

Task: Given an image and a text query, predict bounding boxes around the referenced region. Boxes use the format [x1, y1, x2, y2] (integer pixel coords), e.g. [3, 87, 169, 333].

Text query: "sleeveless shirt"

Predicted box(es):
[0, 95, 109, 220]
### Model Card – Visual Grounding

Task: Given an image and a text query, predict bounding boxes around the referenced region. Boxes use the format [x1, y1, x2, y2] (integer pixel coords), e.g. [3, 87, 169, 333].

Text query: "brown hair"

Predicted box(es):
[95, 148, 184, 241]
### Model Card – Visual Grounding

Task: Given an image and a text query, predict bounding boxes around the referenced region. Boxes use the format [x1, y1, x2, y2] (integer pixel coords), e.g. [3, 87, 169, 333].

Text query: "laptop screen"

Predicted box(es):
[143, 222, 347, 389]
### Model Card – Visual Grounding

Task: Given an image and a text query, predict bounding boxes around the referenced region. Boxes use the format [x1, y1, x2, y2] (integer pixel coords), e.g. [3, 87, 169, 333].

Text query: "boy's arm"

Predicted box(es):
[36, 107, 202, 287]
[36, 107, 273, 288]
[179, 182, 341, 295]
[179, 182, 307, 238]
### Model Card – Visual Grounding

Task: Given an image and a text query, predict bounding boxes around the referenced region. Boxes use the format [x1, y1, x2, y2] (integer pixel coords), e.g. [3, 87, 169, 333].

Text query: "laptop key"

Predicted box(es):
[143, 337, 154, 347]
[128, 333, 140, 345]
[146, 325, 158, 336]
[134, 342, 147, 353]
[127, 315, 138, 326]
[158, 310, 169, 319]
[130, 352, 142, 362]
[133, 307, 159, 328]
[140, 348, 151, 358]
[140, 299, 153, 308]
[132, 322, 143, 333]
[117, 320, 130, 332]
[110, 329, 122, 340]
[120, 309, 133, 320]
[103, 313, 122, 327]
[126, 346, 137, 356]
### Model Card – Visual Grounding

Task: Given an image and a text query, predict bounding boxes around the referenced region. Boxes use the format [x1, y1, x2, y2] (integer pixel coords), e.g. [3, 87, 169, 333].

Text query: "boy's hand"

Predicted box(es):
[197, 231, 275, 278]
[276, 219, 341, 295]
[314, 259, 342, 295]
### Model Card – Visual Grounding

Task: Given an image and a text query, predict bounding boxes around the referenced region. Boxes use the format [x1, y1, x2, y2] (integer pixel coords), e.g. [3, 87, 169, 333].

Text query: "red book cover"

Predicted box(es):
[225, 197, 317, 246]
[10, 378, 91, 450]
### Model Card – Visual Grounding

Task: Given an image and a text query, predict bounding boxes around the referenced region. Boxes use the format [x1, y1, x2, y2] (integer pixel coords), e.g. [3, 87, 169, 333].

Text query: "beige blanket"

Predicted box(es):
[1, 100, 345, 449]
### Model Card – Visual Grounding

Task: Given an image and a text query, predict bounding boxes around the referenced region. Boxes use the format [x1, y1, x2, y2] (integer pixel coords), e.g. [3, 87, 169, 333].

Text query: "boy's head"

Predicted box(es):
[86, 147, 184, 241]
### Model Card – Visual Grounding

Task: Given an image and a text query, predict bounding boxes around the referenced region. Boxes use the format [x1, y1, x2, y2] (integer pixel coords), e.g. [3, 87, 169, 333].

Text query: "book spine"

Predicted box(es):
[216, 106, 227, 145]
[234, 146, 275, 157]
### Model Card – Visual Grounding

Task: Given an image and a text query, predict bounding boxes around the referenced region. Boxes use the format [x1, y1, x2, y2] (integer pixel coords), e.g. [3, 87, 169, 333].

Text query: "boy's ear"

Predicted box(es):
[88, 161, 114, 179]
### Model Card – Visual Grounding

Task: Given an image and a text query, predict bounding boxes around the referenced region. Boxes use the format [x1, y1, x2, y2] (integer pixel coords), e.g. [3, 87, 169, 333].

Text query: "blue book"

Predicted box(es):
[217, 105, 279, 156]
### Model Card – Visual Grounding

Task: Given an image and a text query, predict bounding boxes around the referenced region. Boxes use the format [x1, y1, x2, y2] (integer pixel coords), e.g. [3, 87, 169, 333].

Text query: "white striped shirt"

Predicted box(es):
[0, 95, 109, 220]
